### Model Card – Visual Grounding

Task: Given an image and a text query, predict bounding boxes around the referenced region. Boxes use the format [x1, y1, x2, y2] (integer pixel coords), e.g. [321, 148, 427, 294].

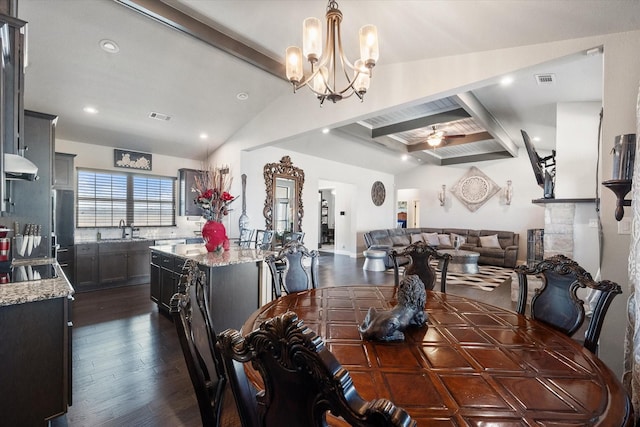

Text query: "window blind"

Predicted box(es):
[77, 169, 175, 227]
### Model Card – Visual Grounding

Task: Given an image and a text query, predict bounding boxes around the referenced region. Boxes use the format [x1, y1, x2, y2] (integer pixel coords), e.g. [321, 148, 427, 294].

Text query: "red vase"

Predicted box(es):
[202, 220, 230, 253]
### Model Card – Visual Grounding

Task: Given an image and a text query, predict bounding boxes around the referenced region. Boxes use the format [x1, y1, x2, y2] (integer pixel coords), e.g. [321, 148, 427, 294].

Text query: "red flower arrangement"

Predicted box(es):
[193, 166, 236, 222]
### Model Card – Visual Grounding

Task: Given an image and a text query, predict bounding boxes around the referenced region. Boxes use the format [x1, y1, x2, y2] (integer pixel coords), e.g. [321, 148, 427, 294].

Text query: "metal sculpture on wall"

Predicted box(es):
[263, 156, 305, 233]
[359, 274, 427, 342]
[451, 166, 501, 212]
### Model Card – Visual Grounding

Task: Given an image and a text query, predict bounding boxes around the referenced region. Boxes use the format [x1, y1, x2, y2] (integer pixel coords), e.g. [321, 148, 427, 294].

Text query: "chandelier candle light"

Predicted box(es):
[285, 0, 379, 104]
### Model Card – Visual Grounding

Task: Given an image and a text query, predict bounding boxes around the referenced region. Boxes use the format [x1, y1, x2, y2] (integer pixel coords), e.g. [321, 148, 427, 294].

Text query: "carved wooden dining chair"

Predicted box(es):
[216, 311, 417, 427]
[390, 241, 451, 292]
[514, 254, 622, 353]
[170, 259, 226, 427]
[265, 241, 319, 298]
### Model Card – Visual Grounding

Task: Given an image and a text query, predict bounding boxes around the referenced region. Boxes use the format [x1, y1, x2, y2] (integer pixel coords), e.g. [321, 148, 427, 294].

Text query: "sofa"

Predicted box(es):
[363, 227, 519, 269]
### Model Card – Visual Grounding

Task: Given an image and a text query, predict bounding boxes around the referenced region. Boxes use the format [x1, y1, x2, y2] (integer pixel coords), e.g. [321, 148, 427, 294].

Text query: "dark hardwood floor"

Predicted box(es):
[53, 253, 516, 427]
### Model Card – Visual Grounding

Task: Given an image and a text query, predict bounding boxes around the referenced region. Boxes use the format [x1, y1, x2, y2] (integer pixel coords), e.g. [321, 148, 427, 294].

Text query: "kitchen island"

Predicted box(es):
[0, 259, 74, 426]
[150, 244, 269, 332]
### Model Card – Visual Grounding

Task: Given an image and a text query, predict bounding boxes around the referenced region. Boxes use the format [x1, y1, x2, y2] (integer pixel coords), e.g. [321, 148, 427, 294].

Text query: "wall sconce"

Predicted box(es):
[505, 180, 513, 205]
[438, 185, 446, 206]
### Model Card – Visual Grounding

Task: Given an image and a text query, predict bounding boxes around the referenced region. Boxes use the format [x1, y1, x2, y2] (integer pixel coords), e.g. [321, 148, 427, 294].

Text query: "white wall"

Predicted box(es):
[56, 138, 204, 240]
[395, 153, 545, 263]
[555, 102, 601, 198]
[238, 145, 395, 256]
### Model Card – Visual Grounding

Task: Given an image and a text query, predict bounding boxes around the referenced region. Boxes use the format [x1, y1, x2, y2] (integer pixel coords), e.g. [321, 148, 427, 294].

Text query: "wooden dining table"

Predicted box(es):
[242, 285, 633, 426]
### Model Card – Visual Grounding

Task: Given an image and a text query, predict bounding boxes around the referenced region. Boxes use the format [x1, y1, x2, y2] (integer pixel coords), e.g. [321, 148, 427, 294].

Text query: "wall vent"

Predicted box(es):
[534, 73, 556, 85]
[149, 111, 171, 121]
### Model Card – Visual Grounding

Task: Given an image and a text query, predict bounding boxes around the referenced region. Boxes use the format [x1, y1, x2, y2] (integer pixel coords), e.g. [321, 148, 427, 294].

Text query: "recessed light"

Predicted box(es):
[236, 92, 249, 101]
[83, 106, 98, 114]
[401, 154, 408, 161]
[322, 128, 330, 134]
[199, 133, 208, 140]
[500, 76, 514, 86]
[99, 39, 120, 53]
[533, 136, 541, 142]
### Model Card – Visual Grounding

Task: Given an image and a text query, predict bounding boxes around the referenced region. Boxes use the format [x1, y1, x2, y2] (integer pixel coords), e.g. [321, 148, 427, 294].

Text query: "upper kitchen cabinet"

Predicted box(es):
[0, 13, 25, 155]
[11, 111, 57, 255]
[0, 13, 26, 212]
[54, 152, 76, 190]
[178, 168, 204, 217]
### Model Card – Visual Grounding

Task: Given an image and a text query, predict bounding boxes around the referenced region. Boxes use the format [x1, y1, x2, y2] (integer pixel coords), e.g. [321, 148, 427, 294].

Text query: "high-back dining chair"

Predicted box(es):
[170, 259, 226, 427]
[514, 254, 622, 353]
[390, 241, 451, 292]
[265, 241, 319, 298]
[216, 311, 417, 427]
[254, 229, 274, 250]
[238, 228, 255, 248]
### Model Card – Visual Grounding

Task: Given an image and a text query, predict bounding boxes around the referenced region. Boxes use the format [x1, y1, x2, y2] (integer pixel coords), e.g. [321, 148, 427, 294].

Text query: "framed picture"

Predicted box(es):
[114, 149, 152, 170]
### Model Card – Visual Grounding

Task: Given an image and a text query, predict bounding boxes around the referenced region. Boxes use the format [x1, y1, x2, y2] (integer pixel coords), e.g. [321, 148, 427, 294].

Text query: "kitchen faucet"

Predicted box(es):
[119, 219, 126, 238]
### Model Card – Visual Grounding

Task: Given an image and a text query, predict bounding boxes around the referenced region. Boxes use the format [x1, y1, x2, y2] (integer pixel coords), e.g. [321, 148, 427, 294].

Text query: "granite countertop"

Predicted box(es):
[0, 261, 74, 307]
[150, 243, 269, 267]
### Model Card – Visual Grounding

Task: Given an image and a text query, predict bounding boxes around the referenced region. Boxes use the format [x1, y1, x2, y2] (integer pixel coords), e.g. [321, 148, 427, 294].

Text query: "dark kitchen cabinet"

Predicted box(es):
[150, 251, 161, 304]
[57, 245, 75, 284]
[150, 251, 180, 311]
[127, 240, 151, 285]
[11, 111, 56, 252]
[75, 243, 98, 290]
[0, 295, 72, 426]
[75, 240, 151, 291]
[54, 152, 76, 190]
[98, 242, 128, 284]
[178, 168, 204, 216]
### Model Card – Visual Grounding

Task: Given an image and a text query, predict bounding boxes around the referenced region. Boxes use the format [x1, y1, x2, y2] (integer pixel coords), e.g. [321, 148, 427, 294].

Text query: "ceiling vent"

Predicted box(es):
[534, 73, 556, 85]
[148, 111, 171, 121]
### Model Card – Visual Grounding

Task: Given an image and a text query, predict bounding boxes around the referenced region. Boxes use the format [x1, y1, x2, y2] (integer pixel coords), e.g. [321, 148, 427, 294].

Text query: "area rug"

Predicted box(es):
[393, 263, 514, 292]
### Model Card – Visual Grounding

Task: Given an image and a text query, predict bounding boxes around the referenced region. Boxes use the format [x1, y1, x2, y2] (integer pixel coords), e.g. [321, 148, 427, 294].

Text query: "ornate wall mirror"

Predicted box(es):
[264, 156, 304, 247]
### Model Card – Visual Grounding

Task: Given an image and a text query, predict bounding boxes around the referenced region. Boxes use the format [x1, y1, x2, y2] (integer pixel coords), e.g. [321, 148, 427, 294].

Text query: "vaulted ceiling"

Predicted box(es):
[17, 0, 637, 173]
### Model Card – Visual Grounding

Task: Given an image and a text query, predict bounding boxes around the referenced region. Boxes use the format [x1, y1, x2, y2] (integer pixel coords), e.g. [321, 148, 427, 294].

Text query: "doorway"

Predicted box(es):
[318, 188, 335, 252]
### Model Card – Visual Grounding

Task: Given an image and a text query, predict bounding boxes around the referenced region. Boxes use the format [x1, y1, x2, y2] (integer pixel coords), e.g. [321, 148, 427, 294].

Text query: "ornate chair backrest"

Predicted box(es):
[390, 241, 450, 293]
[170, 259, 226, 426]
[216, 311, 417, 427]
[265, 241, 319, 298]
[239, 228, 255, 249]
[255, 229, 274, 250]
[514, 254, 622, 353]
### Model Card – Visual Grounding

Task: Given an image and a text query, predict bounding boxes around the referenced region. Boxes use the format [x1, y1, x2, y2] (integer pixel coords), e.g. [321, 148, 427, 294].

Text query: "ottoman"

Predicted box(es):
[363, 249, 386, 272]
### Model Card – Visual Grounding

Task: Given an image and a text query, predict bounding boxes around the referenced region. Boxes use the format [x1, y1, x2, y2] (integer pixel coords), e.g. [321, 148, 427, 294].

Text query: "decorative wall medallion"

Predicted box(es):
[371, 181, 386, 206]
[451, 166, 500, 212]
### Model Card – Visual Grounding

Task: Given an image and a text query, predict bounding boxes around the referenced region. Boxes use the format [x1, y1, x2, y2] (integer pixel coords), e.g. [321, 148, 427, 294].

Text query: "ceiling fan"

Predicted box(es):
[425, 126, 466, 147]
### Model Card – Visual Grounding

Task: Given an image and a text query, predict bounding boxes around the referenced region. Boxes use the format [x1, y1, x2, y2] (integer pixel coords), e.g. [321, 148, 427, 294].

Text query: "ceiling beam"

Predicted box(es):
[371, 108, 470, 138]
[453, 92, 518, 156]
[113, 0, 286, 81]
[407, 131, 493, 152]
[441, 151, 513, 165]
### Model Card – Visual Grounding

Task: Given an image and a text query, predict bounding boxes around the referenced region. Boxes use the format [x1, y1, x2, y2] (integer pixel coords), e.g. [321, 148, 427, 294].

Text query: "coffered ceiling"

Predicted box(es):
[17, 0, 638, 173]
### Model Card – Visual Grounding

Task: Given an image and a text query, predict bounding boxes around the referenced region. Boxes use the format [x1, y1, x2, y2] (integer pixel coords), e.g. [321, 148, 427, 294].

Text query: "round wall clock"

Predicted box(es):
[371, 181, 386, 206]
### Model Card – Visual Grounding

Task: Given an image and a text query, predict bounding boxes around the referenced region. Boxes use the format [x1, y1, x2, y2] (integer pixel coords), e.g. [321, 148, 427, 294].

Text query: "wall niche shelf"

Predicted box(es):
[602, 179, 632, 221]
[531, 198, 599, 204]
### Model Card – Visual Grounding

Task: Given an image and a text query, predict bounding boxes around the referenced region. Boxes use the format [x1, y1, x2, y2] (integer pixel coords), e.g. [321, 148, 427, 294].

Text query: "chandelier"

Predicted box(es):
[285, 0, 379, 105]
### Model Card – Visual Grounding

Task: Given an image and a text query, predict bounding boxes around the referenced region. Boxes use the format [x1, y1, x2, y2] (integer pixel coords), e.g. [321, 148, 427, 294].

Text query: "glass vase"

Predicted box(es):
[202, 220, 230, 253]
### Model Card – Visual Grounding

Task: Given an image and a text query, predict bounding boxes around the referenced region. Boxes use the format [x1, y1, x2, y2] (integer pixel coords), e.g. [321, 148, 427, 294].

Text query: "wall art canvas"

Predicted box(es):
[114, 149, 152, 170]
[451, 166, 501, 212]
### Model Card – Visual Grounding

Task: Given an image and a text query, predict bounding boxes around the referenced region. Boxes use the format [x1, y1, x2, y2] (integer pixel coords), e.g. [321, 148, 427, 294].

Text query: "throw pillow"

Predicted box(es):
[377, 236, 392, 247]
[422, 232, 440, 246]
[409, 233, 424, 243]
[480, 234, 501, 248]
[391, 235, 410, 246]
[438, 234, 452, 246]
